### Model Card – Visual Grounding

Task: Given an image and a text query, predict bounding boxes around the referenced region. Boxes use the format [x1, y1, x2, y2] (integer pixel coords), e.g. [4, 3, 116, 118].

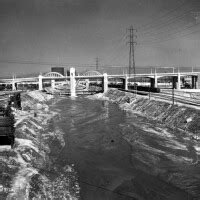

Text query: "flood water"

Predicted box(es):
[51, 97, 200, 200]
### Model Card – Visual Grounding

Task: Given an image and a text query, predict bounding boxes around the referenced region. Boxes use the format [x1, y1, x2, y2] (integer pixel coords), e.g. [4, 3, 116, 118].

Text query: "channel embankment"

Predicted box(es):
[94, 88, 200, 140]
[0, 91, 79, 200]
[90, 89, 200, 198]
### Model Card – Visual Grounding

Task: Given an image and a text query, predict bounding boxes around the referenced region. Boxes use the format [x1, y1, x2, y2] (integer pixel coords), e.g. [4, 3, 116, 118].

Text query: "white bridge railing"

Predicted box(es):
[0, 69, 199, 93]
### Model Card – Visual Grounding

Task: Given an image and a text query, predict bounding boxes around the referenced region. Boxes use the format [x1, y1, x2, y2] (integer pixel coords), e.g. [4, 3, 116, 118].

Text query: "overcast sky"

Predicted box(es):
[0, 0, 200, 76]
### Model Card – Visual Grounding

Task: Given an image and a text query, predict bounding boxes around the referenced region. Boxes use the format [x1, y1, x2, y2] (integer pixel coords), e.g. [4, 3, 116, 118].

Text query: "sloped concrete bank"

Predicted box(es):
[0, 91, 79, 200]
[95, 89, 200, 140]
[90, 89, 200, 199]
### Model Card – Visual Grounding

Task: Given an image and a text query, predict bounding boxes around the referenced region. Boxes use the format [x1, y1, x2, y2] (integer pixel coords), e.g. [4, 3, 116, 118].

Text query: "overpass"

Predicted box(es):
[0, 68, 200, 94]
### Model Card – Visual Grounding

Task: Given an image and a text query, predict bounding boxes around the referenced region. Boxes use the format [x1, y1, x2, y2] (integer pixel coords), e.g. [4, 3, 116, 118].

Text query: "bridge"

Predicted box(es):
[0, 68, 200, 95]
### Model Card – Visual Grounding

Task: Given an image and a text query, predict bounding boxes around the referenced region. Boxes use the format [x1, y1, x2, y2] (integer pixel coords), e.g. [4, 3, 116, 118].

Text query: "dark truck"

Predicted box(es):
[0, 92, 21, 148]
[0, 106, 15, 148]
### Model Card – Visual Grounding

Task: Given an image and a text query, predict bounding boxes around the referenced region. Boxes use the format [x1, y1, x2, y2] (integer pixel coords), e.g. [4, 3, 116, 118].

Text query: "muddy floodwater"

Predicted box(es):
[51, 97, 200, 200]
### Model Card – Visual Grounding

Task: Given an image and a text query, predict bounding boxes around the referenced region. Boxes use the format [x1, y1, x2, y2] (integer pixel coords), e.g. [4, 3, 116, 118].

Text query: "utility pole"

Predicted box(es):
[127, 25, 137, 75]
[96, 57, 99, 71]
[127, 26, 137, 95]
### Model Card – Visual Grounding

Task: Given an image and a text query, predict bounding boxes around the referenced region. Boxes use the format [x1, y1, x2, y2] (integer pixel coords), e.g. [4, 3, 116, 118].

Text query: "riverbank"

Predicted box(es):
[92, 88, 200, 140]
[89, 89, 200, 199]
[0, 91, 79, 199]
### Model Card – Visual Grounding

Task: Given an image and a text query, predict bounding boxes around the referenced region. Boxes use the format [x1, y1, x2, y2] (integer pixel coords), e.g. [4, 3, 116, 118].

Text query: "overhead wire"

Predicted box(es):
[139, 7, 194, 37]
[105, 31, 128, 65]
[137, 0, 200, 45]
[107, 50, 128, 66]
[139, 20, 200, 45]
[137, 0, 190, 31]
[0, 60, 95, 67]
[136, 0, 200, 46]
[140, 20, 190, 40]
[155, 25, 200, 44]
[0, 59, 128, 69]
[106, 42, 128, 65]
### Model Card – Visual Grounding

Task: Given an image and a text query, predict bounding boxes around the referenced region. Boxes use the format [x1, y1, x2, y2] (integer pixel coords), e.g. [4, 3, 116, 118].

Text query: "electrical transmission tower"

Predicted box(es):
[96, 57, 99, 71]
[127, 26, 137, 75]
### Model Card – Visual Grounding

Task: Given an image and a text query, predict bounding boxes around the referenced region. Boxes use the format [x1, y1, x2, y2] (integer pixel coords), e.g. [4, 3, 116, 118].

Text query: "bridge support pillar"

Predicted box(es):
[172, 77, 177, 89]
[177, 72, 181, 90]
[85, 79, 90, 90]
[70, 67, 76, 97]
[122, 75, 128, 90]
[103, 73, 108, 93]
[154, 73, 158, 88]
[150, 77, 157, 88]
[12, 81, 16, 91]
[196, 74, 200, 89]
[51, 79, 55, 89]
[150, 78, 154, 88]
[38, 75, 43, 90]
[192, 76, 197, 89]
[150, 74, 158, 88]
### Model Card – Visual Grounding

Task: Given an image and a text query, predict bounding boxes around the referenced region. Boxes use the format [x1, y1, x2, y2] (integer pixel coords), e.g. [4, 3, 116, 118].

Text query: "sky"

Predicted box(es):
[0, 0, 200, 77]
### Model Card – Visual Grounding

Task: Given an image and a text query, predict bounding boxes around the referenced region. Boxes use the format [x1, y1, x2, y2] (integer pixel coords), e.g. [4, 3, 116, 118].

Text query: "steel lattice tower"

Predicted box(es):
[128, 26, 137, 76]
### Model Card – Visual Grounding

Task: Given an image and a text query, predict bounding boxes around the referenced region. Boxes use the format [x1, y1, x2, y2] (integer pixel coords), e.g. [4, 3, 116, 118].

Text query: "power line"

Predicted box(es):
[138, 0, 191, 31]
[106, 41, 128, 66]
[139, 20, 200, 45]
[139, 7, 194, 37]
[0, 59, 129, 69]
[138, 9, 200, 45]
[139, 20, 190, 41]
[106, 49, 128, 66]
[104, 31, 128, 65]
[0, 60, 97, 67]
[137, 2, 200, 44]
[136, 1, 199, 43]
